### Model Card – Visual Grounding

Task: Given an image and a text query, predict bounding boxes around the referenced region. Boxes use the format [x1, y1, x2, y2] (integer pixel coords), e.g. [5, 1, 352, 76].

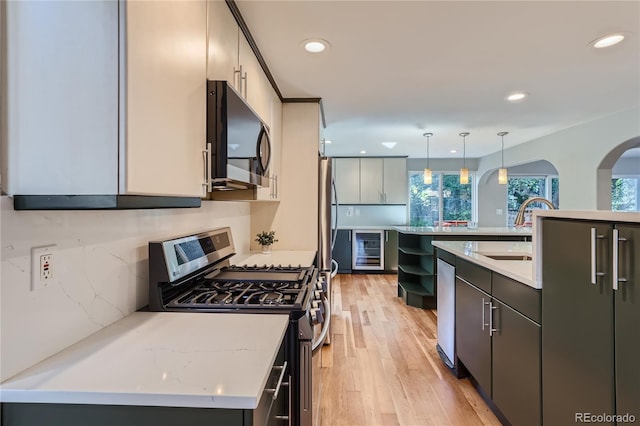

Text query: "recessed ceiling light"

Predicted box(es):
[506, 92, 529, 102]
[324, 139, 332, 144]
[302, 39, 330, 53]
[450, 149, 457, 154]
[360, 150, 366, 154]
[592, 33, 625, 48]
[381, 142, 397, 149]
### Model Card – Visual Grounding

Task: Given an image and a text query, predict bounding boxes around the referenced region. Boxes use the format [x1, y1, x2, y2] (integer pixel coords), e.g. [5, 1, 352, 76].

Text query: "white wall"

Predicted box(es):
[251, 102, 320, 251]
[477, 107, 640, 210]
[0, 197, 250, 381]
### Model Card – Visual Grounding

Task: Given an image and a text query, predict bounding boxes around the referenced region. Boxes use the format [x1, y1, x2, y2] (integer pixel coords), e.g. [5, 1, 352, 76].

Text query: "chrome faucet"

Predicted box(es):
[514, 197, 557, 226]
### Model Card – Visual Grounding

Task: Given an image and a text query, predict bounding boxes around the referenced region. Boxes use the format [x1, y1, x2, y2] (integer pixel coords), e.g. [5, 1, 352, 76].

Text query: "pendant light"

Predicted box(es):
[497, 131, 509, 184]
[459, 132, 469, 184]
[423, 132, 433, 184]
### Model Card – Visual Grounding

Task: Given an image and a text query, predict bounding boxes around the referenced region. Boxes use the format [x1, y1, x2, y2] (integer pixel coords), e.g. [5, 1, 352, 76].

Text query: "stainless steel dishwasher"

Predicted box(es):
[436, 258, 456, 370]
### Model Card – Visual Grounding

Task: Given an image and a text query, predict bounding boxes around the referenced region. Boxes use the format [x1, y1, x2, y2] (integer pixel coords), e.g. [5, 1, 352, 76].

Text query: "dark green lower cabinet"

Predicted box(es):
[492, 300, 541, 426]
[455, 277, 492, 395]
[614, 224, 640, 421]
[456, 275, 542, 426]
[332, 230, 352, 273]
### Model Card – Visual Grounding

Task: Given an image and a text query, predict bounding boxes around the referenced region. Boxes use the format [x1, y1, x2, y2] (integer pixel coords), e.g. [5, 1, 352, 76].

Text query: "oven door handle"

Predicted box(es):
[312, 296, 331, 353]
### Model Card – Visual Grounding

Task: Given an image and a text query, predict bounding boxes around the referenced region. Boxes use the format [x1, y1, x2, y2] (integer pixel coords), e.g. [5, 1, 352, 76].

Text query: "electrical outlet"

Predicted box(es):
[31, 245, 56, 291]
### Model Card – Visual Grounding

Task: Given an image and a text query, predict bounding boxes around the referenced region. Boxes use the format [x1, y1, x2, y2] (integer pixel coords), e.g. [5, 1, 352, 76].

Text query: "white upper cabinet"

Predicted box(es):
[3, 0, 206, 198]
[207, 0, 239, 86]
[360, 158, 384, 204]
[383, 157, 408, 204]
[334, 157, 407, 205]
[334, 158, 361, 204]
[123, 0, 206, 197]
[4, 1, 119, 195]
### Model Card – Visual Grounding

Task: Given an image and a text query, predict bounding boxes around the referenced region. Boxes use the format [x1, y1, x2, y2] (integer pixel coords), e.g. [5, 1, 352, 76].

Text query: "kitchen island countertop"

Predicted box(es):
[432, 240, 535, 288]
[0, 312, 289, 409]
[394, 226, 532, 236]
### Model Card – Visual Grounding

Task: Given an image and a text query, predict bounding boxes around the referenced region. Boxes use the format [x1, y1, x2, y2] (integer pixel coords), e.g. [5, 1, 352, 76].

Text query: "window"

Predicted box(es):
[409, 172, 473, 226]
[507, 176, 559, 226]
[612, 177, 639, 211]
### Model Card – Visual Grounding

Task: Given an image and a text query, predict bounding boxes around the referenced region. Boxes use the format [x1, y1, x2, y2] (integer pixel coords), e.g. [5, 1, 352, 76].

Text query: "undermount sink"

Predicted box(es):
[482, 254, 532, 261]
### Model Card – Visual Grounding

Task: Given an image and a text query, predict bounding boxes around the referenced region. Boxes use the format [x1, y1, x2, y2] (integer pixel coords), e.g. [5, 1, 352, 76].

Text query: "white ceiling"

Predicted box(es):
[235, 0, 640, 160]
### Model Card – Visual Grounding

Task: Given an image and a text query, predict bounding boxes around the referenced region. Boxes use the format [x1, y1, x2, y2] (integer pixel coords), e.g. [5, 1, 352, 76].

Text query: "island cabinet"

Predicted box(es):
[541, 219, 640, 425]
[397, 233, 435, 308]
[455, 261, 542, 426]
[4, 0, 207, 205]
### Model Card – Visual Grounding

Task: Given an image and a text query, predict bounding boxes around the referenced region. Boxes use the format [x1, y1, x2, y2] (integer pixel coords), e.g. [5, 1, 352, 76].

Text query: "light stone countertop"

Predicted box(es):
[0, 312, 289, 409]
[432, 240, 536, 288]
[232, 250, 316, 267]
[395, 226, 533, 236]
[336, 225, 401, 230]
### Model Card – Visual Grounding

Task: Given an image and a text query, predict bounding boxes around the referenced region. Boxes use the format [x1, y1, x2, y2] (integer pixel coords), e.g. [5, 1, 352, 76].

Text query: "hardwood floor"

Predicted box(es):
[318, 273, 501, 426]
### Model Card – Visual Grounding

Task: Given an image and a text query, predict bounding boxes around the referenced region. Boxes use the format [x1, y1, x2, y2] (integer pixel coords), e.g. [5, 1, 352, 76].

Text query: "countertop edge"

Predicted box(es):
[432, 241, 538, 289]
[394, 226, 533, 236]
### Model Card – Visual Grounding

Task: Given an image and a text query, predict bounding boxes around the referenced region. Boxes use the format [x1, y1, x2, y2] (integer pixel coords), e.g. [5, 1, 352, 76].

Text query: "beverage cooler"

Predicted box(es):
[352, 230, 384, 270]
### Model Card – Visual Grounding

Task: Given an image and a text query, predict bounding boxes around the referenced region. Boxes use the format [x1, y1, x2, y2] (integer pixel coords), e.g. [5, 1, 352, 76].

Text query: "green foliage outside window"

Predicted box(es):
[409, 173, 472, 226]
[612, 178, 638, 211]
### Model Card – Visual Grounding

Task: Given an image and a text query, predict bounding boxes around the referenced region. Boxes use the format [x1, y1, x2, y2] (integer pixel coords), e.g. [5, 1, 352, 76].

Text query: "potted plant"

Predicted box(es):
[255, 230, 278, 254]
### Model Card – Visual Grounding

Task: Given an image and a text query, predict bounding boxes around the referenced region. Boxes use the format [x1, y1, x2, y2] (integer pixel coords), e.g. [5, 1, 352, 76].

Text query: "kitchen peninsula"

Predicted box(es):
[429, 210, 639, 426]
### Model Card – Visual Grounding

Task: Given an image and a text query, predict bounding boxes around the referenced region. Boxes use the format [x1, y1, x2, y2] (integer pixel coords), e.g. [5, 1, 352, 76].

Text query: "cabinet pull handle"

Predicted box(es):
[612, 229, 629, 291]
[590, 228, 605, 284]
[233, 65, 242, 91]
[385, 230, 388, 242]
[348, 230, 351, 242]
[481, 298, 490, 331]
[265, 361, 288, 401]
[202, 143, 211, 193]
[489, 302, 498, 336]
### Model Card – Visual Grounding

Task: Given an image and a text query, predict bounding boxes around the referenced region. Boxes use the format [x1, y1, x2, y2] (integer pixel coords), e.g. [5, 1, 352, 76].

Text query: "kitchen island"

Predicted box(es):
[1, 312, 290, 425]
[393, 226, 532, 308]
[432, 239, 540, 426]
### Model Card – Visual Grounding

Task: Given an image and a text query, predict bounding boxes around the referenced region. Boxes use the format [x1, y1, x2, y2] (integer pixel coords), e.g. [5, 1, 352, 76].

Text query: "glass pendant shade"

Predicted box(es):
[497, 131, 509, 185]
[460, 168, 469, 184]
[498, 167, 508, 184]
[423, 168, 432, 184]
[459, 132, 469, 184]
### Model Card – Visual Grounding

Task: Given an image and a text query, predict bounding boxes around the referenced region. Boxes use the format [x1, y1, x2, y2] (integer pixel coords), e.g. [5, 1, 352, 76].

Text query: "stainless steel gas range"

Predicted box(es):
[148, 227, 329, 426]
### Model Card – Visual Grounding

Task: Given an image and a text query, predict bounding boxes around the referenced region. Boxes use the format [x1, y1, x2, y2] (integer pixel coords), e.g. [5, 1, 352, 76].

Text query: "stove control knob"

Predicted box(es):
[315, 281, 323, 291]
[312, 300, 325, 314]
[314, 290, 323, 300]
[310, 308, 324, 325]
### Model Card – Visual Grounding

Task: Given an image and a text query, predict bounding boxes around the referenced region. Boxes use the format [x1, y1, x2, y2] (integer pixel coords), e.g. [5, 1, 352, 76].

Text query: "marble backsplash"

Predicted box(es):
[0, 196, 251, 381]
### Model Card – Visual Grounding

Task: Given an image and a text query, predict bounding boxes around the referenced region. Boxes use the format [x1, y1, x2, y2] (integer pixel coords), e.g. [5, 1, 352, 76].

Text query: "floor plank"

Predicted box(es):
[319, 273, 501, 426]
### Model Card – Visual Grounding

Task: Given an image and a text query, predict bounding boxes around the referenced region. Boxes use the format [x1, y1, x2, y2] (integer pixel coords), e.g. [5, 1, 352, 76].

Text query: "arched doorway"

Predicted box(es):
[597, 137, 640, 211]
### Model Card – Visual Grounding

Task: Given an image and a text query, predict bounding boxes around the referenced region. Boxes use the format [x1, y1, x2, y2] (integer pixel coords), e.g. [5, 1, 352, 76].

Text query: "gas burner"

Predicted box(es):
[260, 292, 284, 305]
[209, 281, 246, 291]
[208, 292, 234, 305]
[259, 282, 298, 291]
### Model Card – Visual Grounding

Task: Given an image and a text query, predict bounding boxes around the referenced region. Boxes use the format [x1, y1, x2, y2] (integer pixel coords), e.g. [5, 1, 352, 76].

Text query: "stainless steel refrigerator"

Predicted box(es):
[317, 156, 338, 345]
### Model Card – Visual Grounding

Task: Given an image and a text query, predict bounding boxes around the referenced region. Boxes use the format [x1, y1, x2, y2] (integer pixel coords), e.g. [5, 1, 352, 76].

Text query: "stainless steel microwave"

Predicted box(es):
[206, 80, 271, 190]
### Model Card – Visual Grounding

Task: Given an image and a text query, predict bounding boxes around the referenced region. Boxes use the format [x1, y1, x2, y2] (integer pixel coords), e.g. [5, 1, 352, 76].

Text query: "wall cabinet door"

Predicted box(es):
[123, 0, 206, 197]
[614, 224, 640, 420]
[492, 300, 541, 426]
[455, 277, 492, 395]
[4, 1, 206, 198]
[207, 0, 239, 87]
[4, 1, 119, 195]
[542, 219, 615, 425]
[334, 158, 360, 204]
[360, 158, 384, 204]
[383, 157, 407, 204]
